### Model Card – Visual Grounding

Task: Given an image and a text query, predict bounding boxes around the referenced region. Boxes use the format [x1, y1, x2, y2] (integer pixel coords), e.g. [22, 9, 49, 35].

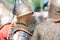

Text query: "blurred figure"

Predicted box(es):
[32, 0, 60, 40]
[0, 1, 13, 40]
[34, 11, 48, 24]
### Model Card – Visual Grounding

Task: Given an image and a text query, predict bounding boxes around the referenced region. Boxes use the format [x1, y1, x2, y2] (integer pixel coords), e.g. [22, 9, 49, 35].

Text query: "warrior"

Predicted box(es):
[32, 0, 60, 40]
[8, 0, 38, 40]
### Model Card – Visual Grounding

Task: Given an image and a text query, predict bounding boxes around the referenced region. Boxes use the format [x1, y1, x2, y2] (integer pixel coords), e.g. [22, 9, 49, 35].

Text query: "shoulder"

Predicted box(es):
[36, 20, 53, 28]
[35, 20, 55, 33]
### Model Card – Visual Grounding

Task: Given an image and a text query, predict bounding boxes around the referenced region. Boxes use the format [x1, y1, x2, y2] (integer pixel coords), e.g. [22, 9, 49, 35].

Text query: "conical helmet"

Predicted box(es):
[15, 2, 33, 18]
[49, 0, 60, 18]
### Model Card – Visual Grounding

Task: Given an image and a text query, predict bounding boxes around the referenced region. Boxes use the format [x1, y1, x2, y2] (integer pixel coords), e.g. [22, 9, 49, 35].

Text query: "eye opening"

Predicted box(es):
[28, 12, 33, 15]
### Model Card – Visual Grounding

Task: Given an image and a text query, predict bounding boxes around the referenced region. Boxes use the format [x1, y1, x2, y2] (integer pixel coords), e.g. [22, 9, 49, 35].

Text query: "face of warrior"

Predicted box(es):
[25, 12, 35, 25]
[17, 12, 35, 26]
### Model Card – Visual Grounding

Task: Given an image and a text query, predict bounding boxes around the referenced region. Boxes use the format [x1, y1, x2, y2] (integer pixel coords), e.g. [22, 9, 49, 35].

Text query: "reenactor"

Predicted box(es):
[32, 0, 60, 40]
[8, 0, 38, 40]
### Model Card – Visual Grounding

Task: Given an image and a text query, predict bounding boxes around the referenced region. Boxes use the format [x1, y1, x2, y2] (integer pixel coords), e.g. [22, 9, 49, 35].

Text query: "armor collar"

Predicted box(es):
[15, 22, 32, 35]
[16, 22, 27, 27]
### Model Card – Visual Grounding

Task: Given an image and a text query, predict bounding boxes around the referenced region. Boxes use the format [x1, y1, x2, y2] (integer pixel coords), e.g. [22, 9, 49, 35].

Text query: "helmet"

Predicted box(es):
[15, 3, 33, 18]
[49, 0, 60, 18]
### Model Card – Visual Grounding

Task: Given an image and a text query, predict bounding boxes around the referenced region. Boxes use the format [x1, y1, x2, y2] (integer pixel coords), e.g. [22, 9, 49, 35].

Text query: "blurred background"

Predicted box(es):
[0, 0, 49, 24]
[4, 0, 48, 12]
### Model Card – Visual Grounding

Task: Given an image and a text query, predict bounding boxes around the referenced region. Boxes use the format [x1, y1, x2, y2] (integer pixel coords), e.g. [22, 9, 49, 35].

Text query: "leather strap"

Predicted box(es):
[0, 23, 11, 30]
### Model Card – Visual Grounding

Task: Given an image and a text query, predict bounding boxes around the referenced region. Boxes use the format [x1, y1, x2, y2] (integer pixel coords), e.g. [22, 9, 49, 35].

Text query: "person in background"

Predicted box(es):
[32, 0, 60, 40]
[0, 1, 13, 40]
[34, 11, 48, 24]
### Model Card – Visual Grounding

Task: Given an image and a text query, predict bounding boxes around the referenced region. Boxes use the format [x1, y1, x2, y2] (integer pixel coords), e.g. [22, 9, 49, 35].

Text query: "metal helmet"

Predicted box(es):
[15, 2, 33, 18]
[49, 0, 60, 18]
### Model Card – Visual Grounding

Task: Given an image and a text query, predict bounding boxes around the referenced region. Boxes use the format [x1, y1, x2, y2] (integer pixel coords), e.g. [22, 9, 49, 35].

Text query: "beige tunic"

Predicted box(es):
[32, 20, 60, 40]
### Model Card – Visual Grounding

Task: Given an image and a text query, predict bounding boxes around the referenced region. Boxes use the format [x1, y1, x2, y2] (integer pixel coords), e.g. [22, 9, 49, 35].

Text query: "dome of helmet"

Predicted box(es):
[49, 0, 60, 18]
[15, 2, 33, 17]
